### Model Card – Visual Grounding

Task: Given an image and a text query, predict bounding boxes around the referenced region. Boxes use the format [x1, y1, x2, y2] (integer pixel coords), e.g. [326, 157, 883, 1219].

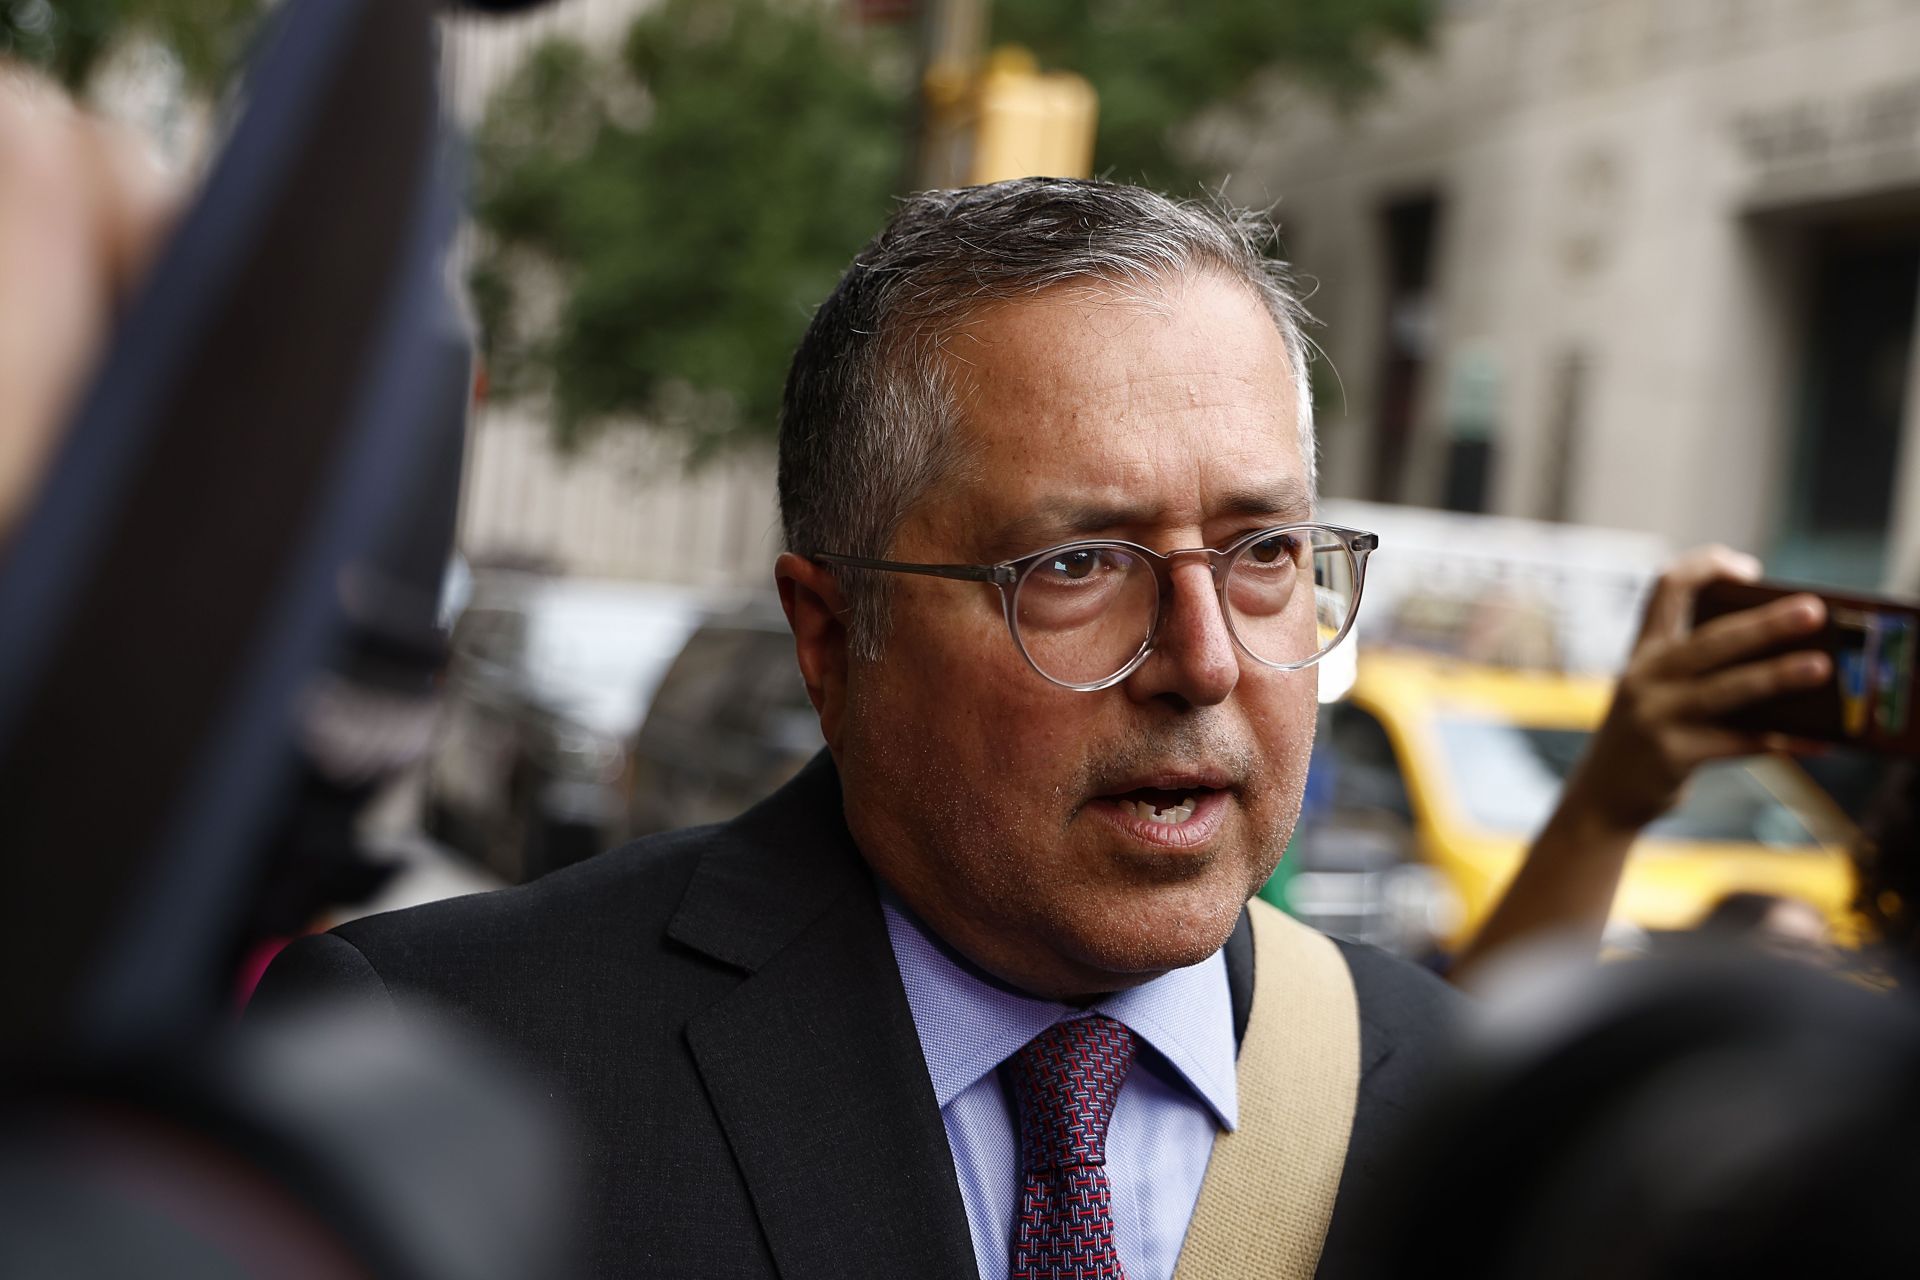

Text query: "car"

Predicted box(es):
[623, 600, 824, 840]
[1283, 648, 1861, 959]
[424, 572, 723, 882]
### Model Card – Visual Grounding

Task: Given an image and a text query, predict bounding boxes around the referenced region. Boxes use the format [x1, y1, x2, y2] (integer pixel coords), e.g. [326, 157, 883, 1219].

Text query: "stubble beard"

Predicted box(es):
[843, 699, 1310, 990]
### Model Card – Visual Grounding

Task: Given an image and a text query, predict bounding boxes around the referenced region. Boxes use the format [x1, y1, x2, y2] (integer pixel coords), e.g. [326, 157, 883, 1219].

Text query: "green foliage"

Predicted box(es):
[470, 0, 1432, 452]
[1, 0, 261, 94]
[470, 0, 909, 454]
[997, 0, 1433, 191]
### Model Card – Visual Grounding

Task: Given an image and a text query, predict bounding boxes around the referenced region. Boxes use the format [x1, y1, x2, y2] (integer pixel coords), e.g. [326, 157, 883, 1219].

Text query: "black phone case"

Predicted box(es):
[1692, 579, 1920, 755]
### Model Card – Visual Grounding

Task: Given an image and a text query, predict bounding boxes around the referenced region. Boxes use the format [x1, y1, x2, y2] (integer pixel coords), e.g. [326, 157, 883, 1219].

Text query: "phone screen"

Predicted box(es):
[1691, 579, 1920, 755]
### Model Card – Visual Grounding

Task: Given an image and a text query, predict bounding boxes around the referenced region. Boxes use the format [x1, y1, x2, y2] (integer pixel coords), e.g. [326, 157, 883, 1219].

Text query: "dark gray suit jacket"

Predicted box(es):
[254, 753, 1461, 1277]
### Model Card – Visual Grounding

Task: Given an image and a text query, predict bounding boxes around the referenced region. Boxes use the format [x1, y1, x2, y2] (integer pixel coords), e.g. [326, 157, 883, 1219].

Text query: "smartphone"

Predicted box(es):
[1691, 578, 1920, 754]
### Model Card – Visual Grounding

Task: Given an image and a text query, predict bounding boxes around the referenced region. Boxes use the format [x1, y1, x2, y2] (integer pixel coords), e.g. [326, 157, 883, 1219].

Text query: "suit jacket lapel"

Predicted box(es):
[670, 754, 976, 1280]
[1224, 906, 1252, 1048]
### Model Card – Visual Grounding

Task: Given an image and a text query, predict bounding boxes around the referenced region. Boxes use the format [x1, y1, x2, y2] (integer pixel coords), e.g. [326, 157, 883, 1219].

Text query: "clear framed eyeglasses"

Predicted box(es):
[813, 523, 1378, 691]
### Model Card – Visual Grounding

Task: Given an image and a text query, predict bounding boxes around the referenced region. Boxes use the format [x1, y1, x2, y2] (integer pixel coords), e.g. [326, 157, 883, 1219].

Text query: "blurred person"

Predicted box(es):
[1449, 547, 1832, 987]
[255, 178, 1463, 1278]
[1694, 891, 1834, 968]
[0, 5, 579, 1274]
[1697, 890, 1829, 945]
[1352, 949, 1920, 1279]
[0, 59, 488, 1003]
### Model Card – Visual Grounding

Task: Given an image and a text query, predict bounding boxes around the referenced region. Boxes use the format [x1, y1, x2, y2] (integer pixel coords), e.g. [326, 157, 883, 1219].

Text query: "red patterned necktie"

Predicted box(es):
[1006, 1014, 1138, 1280]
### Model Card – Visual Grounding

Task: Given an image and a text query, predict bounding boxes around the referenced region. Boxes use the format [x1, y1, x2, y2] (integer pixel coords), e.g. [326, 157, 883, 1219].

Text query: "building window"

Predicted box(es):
[1370, 194, 1443, 503]
[1779, 226, 1920, 588]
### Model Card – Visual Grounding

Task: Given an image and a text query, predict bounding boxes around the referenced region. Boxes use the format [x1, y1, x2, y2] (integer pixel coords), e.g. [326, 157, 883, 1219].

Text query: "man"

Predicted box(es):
[256, 178, 1461, 1277]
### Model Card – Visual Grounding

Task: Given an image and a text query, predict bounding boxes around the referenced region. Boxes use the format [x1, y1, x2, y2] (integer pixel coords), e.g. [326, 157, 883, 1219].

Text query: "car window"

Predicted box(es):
[1433, 718, 1820, 847]
[644, 625, 768, 730]
[521, 594, 704, 733]
[712, 632, 811, 735]
[1321, 703, 1414, 821]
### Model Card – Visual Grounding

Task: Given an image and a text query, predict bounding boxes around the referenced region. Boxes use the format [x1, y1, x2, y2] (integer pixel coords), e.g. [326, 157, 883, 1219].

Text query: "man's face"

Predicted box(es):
[834, 270, 1319, 1000]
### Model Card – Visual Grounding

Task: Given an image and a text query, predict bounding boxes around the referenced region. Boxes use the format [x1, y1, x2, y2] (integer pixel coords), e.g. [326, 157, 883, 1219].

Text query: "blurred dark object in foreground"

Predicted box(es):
[0, 0, 451, 1057]
[1854, 759, 1920, 967]
[1354, 954, 1920, 1278]
[1795, 745, 1894, 824]
[0, 0, 569, 1273]
[1, 1006, 571, 1279]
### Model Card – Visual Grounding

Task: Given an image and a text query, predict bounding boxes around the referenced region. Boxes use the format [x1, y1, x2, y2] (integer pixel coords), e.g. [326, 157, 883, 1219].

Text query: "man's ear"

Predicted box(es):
[775, 551, 850, 751]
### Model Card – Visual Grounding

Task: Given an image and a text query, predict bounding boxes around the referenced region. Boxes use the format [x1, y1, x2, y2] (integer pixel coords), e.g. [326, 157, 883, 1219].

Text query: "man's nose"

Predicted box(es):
[1123, 558, 1239, 708]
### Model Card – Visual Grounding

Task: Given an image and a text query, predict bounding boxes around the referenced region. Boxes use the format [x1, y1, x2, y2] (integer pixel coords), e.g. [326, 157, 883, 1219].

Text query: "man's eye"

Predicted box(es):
[1048, 549, 1105, 580]
[1248, 534, 1301, 565]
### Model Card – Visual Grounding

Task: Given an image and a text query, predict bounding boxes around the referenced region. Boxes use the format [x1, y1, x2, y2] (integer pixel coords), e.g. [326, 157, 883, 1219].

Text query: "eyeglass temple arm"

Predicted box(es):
[811, 552, 1014, 586]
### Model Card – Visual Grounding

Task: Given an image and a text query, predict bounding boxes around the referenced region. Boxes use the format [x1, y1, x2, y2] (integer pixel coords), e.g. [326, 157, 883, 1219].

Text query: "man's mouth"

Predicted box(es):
[1109, 787, 1207, 826]
[1086, 771, 1235, 847]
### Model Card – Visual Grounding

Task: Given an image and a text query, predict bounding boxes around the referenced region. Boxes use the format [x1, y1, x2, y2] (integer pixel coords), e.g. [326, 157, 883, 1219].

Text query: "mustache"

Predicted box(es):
[1077, 720, 1261, 797]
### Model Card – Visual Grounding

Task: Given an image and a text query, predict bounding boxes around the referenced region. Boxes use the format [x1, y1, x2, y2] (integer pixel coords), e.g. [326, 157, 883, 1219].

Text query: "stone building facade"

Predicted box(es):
[441, 0, 1920, 595]
[1228, 0, 1920, 590]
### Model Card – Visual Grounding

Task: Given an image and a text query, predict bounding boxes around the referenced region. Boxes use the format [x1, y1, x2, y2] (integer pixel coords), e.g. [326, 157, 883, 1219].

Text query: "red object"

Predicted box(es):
[234, 936, 292, 1010]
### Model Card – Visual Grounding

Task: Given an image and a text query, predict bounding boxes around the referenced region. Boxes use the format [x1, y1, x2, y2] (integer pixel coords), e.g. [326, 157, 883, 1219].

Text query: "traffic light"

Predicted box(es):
[967, 46, 1097, 185]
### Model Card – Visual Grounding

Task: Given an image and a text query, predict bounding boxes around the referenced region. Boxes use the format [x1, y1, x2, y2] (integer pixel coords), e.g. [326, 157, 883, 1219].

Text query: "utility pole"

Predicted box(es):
[907, 0, 988, 189]
[904, 0, 1096, 191]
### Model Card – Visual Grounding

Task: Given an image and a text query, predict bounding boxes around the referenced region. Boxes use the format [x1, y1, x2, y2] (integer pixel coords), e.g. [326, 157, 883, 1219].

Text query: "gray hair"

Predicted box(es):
[777, 177, 1317, 660]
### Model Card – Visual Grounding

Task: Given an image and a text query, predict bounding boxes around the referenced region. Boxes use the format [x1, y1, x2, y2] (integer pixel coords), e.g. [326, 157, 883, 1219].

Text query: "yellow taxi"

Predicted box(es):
[1284, 648, 1860, 956]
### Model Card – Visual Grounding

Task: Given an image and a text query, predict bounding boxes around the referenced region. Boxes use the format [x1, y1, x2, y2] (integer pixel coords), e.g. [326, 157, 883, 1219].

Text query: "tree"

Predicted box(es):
[1, 0, 262, 95]
[469, 0, 910, 455]
[471, 0, 1433, 453]
[996, 0, 1432, 191]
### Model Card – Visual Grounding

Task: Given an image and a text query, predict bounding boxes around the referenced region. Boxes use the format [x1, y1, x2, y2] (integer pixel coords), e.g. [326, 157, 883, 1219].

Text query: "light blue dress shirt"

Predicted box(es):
[880, 897, 1238, 1280]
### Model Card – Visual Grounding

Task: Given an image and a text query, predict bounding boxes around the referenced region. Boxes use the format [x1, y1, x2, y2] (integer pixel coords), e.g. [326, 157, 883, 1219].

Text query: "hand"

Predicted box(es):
[1564, 545, 1829, 833]
[0, 63, 179, 540]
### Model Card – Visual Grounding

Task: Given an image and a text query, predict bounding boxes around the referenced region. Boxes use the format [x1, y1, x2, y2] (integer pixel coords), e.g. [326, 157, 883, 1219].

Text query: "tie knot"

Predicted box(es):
[1008, 1014, 1137, 1173]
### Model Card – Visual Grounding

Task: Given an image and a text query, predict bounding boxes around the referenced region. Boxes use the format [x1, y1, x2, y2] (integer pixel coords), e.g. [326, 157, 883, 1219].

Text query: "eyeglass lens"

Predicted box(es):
[1011, 530, 1359, 686]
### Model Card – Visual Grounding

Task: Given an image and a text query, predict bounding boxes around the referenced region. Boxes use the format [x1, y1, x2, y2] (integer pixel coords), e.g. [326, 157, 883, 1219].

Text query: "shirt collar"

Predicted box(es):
[880, 892, 1239, 1132]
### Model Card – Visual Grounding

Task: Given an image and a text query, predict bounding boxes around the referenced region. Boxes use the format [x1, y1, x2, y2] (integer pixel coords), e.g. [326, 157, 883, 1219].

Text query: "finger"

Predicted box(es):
[1673, 649, 1831, 719]
[0, 68, 100, 538]
[0, 67, 179, 544]
[1670, 724, 1778, 765]
[1638, 545, 1764, 644]
[1658, 592, 1825, 678]
[1635, 725, 1781, 775]
[77, 115, 181, 294]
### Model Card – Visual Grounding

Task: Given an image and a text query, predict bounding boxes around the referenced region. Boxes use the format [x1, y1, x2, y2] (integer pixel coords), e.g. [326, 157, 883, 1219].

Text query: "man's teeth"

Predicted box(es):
[1120, 795, 1199, 825]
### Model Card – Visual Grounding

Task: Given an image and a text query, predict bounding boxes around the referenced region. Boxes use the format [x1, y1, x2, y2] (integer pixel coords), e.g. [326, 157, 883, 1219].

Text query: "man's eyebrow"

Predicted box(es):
[1218, 479, 1315, 523]
[982, 502, 1152, 556]
[981, 479, 1317, 558]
